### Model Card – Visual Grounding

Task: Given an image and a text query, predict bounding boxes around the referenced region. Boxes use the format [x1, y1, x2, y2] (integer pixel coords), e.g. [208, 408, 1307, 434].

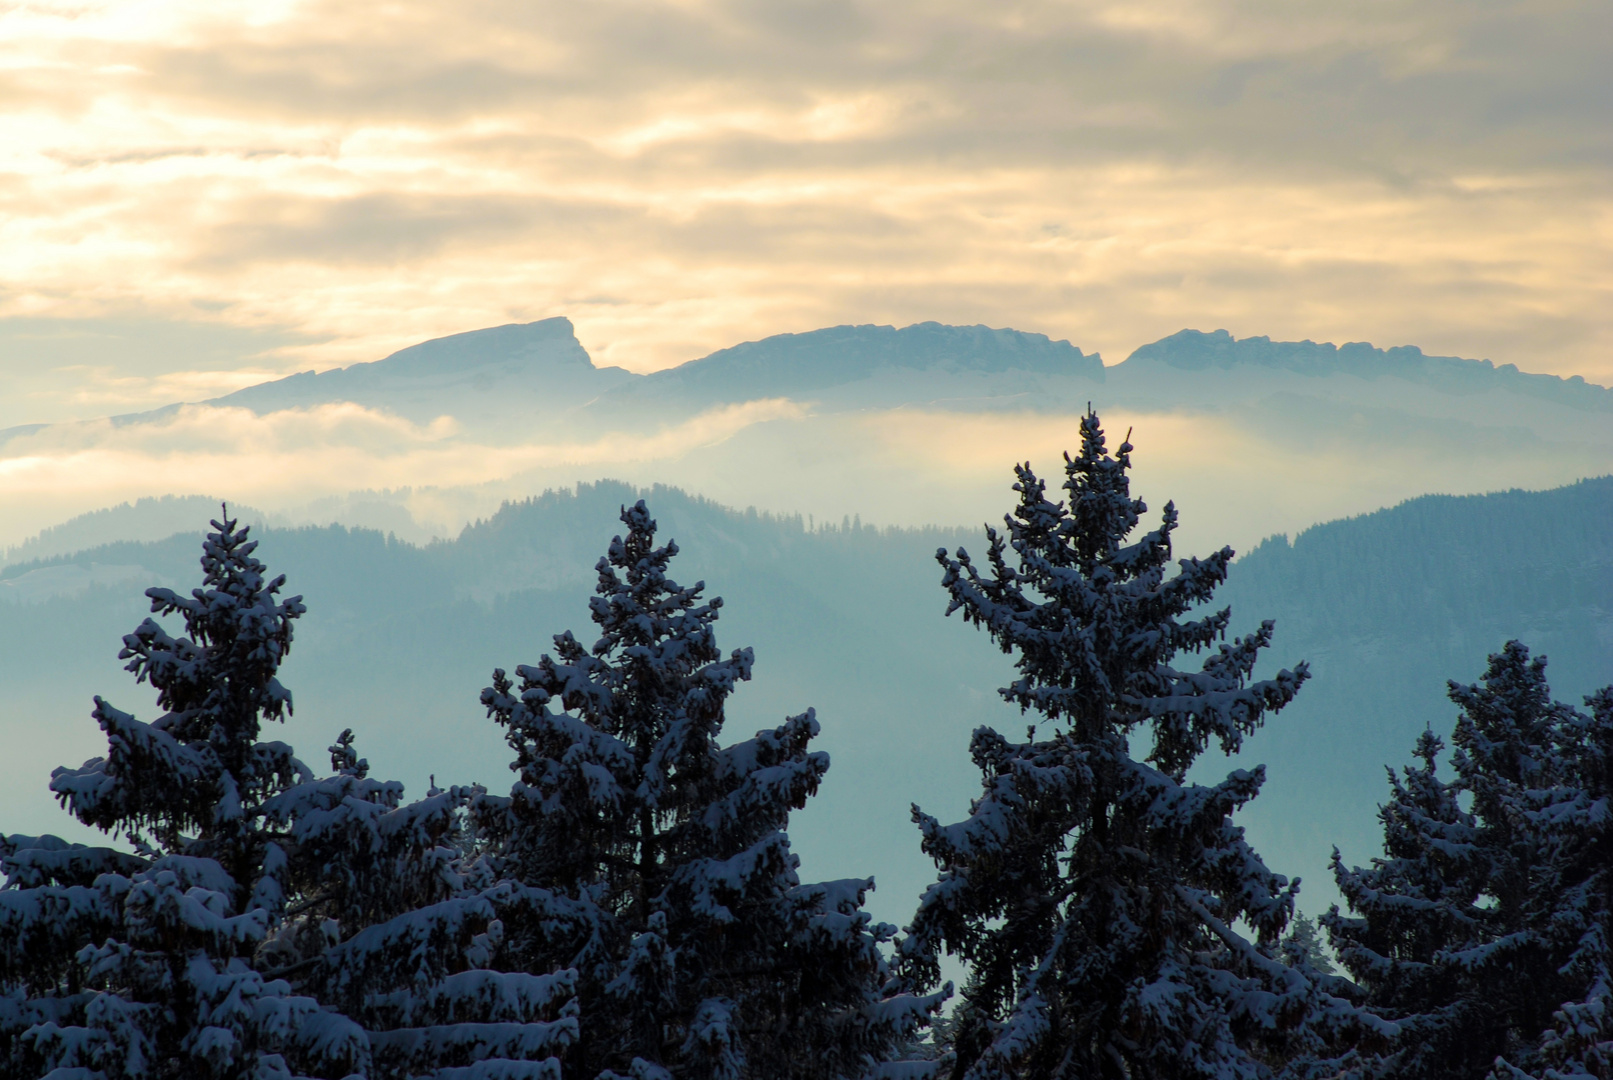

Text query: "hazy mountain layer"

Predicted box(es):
[1, 318, 1609, 565]
[0, 495, 277, 569]
[8, 316, 1607, 439]
[1210, 475, 1613, 898]
[2, 475, 1607, 931]
[1132, 329, 1613, 412]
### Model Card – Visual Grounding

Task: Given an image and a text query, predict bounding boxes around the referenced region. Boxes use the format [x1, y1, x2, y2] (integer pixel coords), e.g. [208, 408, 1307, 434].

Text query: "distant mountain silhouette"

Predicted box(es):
[609, 321, 1102, 403]
[5, 318, 1610, 444]
[180, 318, 1604, 419]
[1129, 328, 1613, 411]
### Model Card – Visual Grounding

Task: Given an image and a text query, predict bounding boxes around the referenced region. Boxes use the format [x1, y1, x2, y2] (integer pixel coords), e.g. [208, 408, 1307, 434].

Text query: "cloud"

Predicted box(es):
[0, 0, 1608, 421]
[184, 192, 590, 268]
[0, 396, 809, 547]
[714, 403, 1612, 558]
[93, 0, 1608, 171]
[0, 315, 323, 428]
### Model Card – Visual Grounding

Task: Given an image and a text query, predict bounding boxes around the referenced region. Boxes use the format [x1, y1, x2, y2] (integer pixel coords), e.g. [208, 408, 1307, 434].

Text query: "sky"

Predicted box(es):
[1, 0, 1610, 435]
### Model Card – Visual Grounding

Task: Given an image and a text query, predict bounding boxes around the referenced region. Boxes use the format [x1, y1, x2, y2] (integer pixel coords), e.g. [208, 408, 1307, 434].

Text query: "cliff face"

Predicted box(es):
[204, 317, 634, 422]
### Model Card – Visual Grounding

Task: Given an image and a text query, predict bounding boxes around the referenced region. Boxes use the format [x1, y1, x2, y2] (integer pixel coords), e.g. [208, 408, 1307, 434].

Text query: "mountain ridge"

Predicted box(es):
[7, 318, 1608, 442]
[620, 321, 1103, 400]
[1127, 328, 1613, 410]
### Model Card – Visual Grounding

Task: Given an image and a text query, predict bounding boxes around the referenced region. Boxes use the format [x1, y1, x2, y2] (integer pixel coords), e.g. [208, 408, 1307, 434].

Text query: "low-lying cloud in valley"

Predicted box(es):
[2, 318, 1607, 566]
[0, 394, 814, 548]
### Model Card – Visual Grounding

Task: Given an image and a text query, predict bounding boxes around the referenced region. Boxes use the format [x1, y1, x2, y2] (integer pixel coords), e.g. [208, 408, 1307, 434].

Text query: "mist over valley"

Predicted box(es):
[2, 318, 1609, 931]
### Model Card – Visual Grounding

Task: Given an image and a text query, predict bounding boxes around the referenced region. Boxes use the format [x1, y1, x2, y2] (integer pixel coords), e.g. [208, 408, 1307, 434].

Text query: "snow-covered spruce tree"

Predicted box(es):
[1322, 729, 1489, 1080]
[265, 731, 583, 1079]
[58, 509, 310, 902]
[1327, 643, 1613, 1080]
[3, 514, 574, 1079]
[1, 512, 370, 1078]
[899, 411, 1373, 1080]
[477, 499, 943, 1080]
[1283, 917, 1336, 978]
[1531, 684, 1613, 1080]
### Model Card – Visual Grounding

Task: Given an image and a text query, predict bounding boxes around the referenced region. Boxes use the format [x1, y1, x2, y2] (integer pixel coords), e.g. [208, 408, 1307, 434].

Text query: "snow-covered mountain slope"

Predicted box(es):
[1132, 328, 1611, 408]
[212, 316, 631, 420]
[1103, 328, 1613, 453]
[77, 317, 636, 434]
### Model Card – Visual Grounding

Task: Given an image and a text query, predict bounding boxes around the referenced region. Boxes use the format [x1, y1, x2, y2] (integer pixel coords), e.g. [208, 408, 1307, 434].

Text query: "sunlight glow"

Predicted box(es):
[0, 0, 1605, 415]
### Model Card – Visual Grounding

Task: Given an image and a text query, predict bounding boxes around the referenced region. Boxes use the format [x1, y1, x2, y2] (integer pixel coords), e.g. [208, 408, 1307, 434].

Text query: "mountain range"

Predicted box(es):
[2, 475, 1608, 932]
[17, 316, 1602, 436]
[3, 317, 1609, 562]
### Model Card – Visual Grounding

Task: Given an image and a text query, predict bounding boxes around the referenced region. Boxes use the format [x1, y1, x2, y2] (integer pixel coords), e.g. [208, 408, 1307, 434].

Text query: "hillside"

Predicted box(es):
[1210, 476, 1613, 892]
[1, 475, 1608, 928]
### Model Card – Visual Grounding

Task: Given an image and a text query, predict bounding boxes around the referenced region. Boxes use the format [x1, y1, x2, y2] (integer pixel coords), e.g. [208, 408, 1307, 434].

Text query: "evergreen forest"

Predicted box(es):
[3, 412, 1611, 1080]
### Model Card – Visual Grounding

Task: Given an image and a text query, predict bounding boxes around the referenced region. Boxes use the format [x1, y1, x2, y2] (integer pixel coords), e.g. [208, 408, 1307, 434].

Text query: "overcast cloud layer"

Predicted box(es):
[1, 0, 1610, 428]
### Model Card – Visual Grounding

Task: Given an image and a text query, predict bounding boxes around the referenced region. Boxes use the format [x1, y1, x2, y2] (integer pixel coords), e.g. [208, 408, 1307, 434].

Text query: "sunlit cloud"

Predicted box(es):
[0, 0, 1606, 430]
[740, 404, 1610, 558]
[0, 396, 808, 546]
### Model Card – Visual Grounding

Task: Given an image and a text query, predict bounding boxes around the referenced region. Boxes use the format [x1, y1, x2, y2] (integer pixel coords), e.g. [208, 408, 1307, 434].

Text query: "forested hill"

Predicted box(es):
[1, 476, 1609, 927]
[1211, 475, 1613, 897]
[1225, 475, 1613, 674]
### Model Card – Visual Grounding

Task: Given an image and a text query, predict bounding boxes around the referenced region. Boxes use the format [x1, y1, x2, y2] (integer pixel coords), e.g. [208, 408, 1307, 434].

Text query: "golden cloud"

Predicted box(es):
[0, 0, 1607, 426]
[0, 396, 810, 546]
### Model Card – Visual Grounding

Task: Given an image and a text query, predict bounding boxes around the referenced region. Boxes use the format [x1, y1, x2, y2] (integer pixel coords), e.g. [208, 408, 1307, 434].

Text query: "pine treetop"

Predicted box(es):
[479, 499, 939, 1079]
[903, 411, 1366, 1080]
[937, 411, 1306, 779]
[49, 511, 309, 878]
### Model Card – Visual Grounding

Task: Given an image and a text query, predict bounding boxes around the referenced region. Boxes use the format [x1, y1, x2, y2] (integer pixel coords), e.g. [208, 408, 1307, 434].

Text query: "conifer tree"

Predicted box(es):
[1530, 684, 1613, 1080]
[899, 411, 1367, 1080]
[3, 514, 575, 1079]
[1328, 643, 1613, 1080]
[260, 732, 583, 1080]
[1, 512, 369, 1078]
[56, 509, 309, 907]
[1283, 916, 1336, 978]
[1323, 729, 1487, 1080]
[477, 499, 942, 1080]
